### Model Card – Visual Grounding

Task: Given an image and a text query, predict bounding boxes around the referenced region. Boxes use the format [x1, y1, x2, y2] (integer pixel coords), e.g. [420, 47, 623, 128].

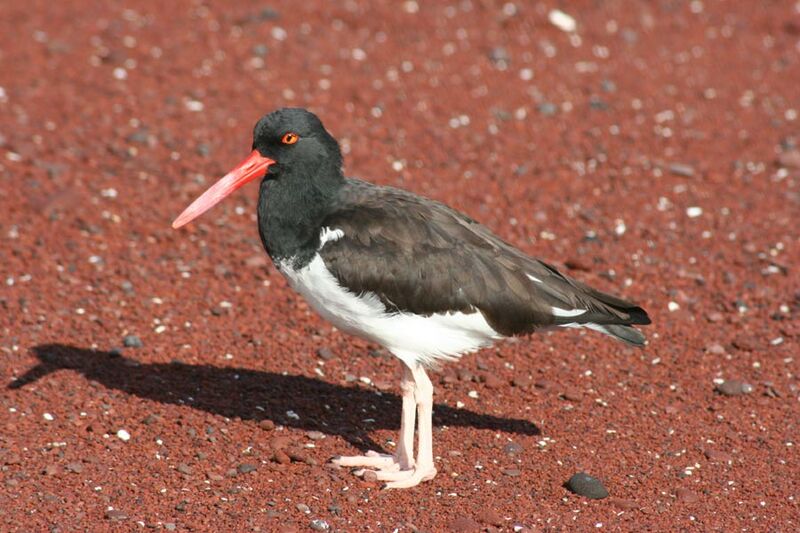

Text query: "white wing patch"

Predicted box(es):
[526, 273, 543, 283]
[318, 227, 344, 249]
[551, 306, 586, 318]
[279, 254, 502, 368]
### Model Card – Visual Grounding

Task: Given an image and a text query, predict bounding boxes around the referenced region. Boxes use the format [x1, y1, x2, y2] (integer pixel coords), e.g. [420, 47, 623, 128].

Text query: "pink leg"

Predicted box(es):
[332, 364, 416, 472]
[379, 364, 438, 489]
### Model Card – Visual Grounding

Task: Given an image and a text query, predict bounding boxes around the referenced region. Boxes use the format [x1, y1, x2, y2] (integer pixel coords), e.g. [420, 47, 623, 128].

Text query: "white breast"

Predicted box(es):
[278, 233, 502, 367]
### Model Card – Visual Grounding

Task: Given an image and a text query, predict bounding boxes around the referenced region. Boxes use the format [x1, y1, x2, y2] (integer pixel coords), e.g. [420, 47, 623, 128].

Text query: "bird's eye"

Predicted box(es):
[281, 132, 299, 145]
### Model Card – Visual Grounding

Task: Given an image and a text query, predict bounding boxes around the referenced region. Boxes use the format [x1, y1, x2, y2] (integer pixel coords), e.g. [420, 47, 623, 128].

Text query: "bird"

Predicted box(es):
[172, 108, 651, 489]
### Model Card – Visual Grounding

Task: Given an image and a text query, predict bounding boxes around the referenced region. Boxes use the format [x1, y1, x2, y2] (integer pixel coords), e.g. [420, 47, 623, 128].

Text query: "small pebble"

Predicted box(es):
[238, 463, 257, 474]
[450, 516, 481, 532]
[503, 442, 523, 455]
[259, 419, 276, 431]
[777, 150, 800, 169]
[65, 462, 83, 473]
[548, 9, 576, 32]
[566, 472, 609, 499]
[675, 487, 699, 503]
[715, 380, 754, 396]
[483, 374, 504, 389]
[704, 449, 733, 463]
[488, 47, 510, 68]
[561, 387, 583, 402]
[116, 429, 131, 442]
[669, 163, 695, 177]
[177, 463, 193, 475]
[274, 450, 291, 465]
[105, 509, 128, 521]
[478, 509, 504, 526]
[310, 519, 330, 531]
[123, 335, 143, 348]
[245, 254, 268, 268]
[705, 343, 726, 355]
[608, 498, 637, 511]
[296, 503, 310, 513]
[316, 347, 335, 360]
[686, 206, 703, 218]
[306, 430, 325, 440]
[502, 468, 521, 477]
[538, 102, 558, 116]
[512, 376, 532, 388]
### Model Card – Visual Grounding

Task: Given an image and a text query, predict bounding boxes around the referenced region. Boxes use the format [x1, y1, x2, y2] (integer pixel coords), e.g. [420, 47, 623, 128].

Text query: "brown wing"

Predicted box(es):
[319, 179, 650, 337]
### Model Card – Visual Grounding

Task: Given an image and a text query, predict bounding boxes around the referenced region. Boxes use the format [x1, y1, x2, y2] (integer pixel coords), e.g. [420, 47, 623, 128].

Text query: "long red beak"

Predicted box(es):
[172, 150, 275, 229]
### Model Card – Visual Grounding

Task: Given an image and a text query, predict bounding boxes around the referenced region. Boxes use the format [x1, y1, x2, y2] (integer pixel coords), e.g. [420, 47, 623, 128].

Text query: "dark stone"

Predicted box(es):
[122, 335, 142, 348]
[238, 463, 257, 474]
[566, 472, 609, 499]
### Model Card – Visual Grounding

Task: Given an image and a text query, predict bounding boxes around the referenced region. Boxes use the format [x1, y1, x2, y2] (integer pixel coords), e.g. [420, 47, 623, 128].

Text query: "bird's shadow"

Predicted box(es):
[11, 344, 539, 451]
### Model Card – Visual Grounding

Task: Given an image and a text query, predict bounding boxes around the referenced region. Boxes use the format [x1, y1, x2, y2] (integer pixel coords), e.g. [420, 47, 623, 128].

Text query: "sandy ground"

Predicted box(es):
[1, 0, 798, 531]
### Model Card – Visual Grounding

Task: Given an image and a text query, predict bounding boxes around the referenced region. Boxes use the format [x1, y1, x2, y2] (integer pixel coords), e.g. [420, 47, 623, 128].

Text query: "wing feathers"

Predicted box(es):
[320, 179, 650, 338]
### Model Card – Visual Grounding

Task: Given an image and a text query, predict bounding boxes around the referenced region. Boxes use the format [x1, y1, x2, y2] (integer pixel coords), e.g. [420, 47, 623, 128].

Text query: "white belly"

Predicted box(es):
[278, 254, 502, 367]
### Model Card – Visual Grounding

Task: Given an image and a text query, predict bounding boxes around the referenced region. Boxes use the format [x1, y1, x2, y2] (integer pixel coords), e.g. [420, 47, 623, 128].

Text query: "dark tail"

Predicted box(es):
[581, 290, 651, 347]
[587, 323, 647, 346]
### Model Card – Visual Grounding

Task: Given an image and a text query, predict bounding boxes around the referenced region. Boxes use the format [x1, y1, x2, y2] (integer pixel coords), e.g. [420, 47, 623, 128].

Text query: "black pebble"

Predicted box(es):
[566, 472, 609, 499]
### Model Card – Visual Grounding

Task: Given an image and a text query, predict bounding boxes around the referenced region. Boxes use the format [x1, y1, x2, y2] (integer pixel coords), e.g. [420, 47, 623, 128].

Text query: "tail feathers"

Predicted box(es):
[581, 292, 651, 346]
[621, 305, 651, 325]
[586, 323, 647, 346]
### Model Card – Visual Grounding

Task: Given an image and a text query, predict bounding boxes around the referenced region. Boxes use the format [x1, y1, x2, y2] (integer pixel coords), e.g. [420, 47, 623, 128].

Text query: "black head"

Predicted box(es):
[252, 108, 343, 178]
[171, 108, 344, 229]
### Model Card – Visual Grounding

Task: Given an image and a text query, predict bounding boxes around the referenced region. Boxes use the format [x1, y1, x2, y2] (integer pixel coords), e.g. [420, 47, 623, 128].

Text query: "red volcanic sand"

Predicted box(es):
[1, 1, 798, 531]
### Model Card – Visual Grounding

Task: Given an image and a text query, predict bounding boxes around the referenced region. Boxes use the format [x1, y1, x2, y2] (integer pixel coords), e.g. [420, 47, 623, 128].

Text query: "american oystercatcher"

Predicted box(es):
[173, 108, 651, 488]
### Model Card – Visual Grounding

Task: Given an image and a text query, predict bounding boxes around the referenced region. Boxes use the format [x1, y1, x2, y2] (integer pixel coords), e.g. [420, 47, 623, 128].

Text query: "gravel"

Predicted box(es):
[2, 1, 797, 530]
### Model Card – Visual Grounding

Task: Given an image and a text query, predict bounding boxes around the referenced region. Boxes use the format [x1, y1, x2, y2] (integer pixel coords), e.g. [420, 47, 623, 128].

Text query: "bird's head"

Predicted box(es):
[172, 107, 341, 229]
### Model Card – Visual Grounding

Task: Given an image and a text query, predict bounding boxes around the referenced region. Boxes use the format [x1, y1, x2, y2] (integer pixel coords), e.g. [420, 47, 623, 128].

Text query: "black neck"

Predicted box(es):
[257, 162, 344, 268]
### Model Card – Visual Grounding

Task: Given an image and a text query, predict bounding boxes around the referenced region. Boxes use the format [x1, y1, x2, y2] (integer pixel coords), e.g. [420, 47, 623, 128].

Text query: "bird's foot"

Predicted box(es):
[331, 450, 410, 472]
[373, 466, 437, 489]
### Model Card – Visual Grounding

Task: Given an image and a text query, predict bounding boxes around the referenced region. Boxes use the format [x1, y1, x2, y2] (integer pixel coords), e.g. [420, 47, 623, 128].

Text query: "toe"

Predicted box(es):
[381, 468, 437, 489]
[332, 452, 395, 468]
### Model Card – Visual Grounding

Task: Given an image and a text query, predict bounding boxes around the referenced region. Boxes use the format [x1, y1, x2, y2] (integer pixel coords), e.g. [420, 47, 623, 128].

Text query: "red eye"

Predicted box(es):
[281, 132, 299, 145]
